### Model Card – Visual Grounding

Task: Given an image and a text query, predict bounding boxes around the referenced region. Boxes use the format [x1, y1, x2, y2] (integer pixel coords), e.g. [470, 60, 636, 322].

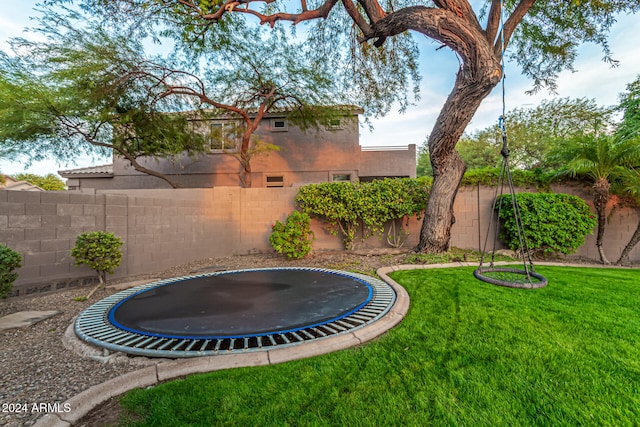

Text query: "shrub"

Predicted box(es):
[295, 178, 430, 250]
[269, 211, 314, 260]
[497, 193, 597, 256]
[0, 244, 22, 298]
[71, 231, 123, 284]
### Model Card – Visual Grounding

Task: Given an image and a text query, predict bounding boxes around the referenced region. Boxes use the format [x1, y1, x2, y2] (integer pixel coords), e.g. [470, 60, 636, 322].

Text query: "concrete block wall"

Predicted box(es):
[2, 184, 639, 296]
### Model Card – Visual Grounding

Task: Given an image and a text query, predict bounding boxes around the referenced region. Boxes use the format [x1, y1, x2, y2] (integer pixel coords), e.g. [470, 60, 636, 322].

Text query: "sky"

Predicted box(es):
[1, 2, 639, 177]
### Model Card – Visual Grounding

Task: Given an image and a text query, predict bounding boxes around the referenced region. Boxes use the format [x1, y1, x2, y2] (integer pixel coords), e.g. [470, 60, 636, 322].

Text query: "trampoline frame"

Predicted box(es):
[75, 267, 396, 358]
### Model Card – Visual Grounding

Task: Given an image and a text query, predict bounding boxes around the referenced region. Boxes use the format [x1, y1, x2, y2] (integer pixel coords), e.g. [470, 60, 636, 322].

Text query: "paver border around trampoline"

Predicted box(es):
[35, 267, 410, 427]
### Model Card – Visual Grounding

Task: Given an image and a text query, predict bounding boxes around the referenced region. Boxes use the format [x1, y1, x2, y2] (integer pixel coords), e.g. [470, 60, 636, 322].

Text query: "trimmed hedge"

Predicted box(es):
[497, 193, 597, 256]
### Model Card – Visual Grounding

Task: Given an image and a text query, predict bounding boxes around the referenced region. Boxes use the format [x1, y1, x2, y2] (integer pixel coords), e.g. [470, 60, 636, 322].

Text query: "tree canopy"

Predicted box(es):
[35, 0, 640, 251]
[11, 173, 67, 191]
[0, 6, 347, 187]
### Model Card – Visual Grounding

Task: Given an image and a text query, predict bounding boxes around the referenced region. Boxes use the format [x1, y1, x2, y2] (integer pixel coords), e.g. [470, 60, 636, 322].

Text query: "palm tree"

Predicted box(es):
[558, 134, 640, 264]
[615, 169, 640, 265]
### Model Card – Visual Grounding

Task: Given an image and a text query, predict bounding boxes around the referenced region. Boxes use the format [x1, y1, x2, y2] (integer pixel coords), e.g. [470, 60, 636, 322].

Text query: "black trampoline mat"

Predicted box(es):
[108, 269, 372, 338]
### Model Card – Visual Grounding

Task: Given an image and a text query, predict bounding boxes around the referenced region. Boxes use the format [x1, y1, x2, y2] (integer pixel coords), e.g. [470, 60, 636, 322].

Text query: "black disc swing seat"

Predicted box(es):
[473, 117, 548, 289]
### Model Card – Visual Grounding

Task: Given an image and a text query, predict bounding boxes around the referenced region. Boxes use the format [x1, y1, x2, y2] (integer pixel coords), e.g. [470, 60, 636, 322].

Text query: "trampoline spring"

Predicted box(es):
[279, 334, 291, 344]
[122, 335, 147, 347]
[185, 340, 199, 352]
[171, 340, 188, 351]
[299, 329, 315, 340]
[327, 322, 347, 332]
[157, 339, 176, 351]
[343, 316, 365, 325]
[134, 336, 156, 349]
[243, 337, 250, 350]
[145, 338, 164, 350]
[229, 338, 236, 350]
[311, 327, 327, 337]
[214, 339, 222, 352]
[94, 329, 126, 341]
[335, 320, 353, 329]
[290, 331, 304, 342]
[199, 340, 211, 352]
[80, 324, 114, 334]
[111, 332, 136, 345]
[266, 335, 277, 346]
[256, 336, 263, 348]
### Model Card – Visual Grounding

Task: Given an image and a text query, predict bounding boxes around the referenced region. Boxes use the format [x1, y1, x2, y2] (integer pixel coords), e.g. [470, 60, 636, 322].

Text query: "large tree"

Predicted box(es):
[49, 0, 640, 251]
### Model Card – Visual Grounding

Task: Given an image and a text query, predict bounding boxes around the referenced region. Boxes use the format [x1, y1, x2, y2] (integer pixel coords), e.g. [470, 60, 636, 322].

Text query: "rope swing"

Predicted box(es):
[473, 0, 547, 289]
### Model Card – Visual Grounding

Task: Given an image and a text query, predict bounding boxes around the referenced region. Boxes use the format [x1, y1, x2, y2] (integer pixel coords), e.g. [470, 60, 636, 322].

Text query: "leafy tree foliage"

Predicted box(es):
[507, 98, 614, 169]
[1, 7, 344, 188]
[43, 0, 640, 252]
[71, 231, 123, 285]
[11, 173, 66, 191]
[616, 75, 640, 141]
[0, 12, 208, 188]
[553, 134, 640, 264]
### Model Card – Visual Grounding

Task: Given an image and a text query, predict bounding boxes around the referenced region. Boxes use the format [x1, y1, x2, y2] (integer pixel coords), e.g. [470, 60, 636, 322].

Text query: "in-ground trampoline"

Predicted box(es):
[75, 267, 396, 358]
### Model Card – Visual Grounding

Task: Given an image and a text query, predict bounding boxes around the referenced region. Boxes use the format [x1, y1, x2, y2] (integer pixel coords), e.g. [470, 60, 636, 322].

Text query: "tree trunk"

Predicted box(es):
[415, 56, 501, 253]
[238, 134, 252, 188]
[593, 177, 611, 264]
[616, 207, 640, 265]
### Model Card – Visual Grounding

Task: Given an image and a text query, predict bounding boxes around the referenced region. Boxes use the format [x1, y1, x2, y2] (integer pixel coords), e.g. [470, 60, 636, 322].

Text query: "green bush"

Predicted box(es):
[269, 211, 315, 260]
[71, 231, 123, 284]
[295, 178, 430, 250]
[497, 193, 597, 256]
[0, 244, 22, 298]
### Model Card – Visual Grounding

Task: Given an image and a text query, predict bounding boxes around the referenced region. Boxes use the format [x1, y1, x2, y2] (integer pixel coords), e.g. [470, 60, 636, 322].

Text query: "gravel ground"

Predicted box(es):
[0, 251, 410, 427]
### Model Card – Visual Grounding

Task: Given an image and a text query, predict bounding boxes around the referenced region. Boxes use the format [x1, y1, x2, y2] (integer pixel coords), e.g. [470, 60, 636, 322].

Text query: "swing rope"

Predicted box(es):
[473, 0, 547, 289]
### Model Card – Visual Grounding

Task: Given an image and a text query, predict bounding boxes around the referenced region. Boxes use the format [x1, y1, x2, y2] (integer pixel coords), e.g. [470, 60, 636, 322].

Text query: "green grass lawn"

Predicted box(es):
[116, 266, 640, 426]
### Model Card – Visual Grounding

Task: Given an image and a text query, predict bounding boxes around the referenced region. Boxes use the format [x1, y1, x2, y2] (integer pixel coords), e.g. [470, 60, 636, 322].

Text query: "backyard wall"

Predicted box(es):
[1, 184, 638, 296]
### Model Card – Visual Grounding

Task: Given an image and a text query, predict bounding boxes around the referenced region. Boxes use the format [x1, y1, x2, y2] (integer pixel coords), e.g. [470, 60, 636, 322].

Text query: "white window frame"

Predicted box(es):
[210, 122, 240, 152]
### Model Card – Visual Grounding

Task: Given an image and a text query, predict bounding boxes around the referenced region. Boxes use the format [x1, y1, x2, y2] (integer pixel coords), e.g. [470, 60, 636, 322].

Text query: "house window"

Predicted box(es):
[210, 122, 240, 151]
[332, 174, 351, 182]
[266, 175, 285, 187]
[270, 119, 288, 132]
[326, 118, 343, 130]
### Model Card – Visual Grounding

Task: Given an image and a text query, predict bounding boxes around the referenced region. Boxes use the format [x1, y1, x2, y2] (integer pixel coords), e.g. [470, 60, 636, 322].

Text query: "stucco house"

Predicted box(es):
[0, 175, 44, 191]
[59, 108, 416, 190]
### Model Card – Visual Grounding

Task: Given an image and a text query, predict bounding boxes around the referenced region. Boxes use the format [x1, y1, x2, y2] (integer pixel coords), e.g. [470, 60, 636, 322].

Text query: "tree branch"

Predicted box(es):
[485, 0, 501, 44]
[499, 0, 536, 55]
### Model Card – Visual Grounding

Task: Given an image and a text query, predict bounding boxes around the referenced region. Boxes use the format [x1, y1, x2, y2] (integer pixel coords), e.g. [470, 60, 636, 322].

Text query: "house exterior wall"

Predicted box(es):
[64, 112, 417, 189]
[105, 113, 366, 188]
[2, 184, 638, 296]
[358, 145, 417, 179]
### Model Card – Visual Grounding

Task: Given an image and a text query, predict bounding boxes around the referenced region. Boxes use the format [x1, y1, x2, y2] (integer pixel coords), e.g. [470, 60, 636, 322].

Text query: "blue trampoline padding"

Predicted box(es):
[108, 269, 373, 339]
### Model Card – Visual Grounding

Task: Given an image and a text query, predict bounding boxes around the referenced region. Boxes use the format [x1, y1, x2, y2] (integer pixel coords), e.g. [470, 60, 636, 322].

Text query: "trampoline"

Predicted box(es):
[75, 267, 396, 358]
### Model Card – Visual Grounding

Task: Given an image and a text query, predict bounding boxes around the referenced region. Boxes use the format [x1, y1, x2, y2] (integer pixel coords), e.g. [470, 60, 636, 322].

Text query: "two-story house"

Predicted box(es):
[59, 108, 416, 190]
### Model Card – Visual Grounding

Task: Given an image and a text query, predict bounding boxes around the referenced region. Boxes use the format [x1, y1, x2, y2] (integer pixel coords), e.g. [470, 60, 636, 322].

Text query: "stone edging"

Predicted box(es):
[33, 271, 411, 427]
